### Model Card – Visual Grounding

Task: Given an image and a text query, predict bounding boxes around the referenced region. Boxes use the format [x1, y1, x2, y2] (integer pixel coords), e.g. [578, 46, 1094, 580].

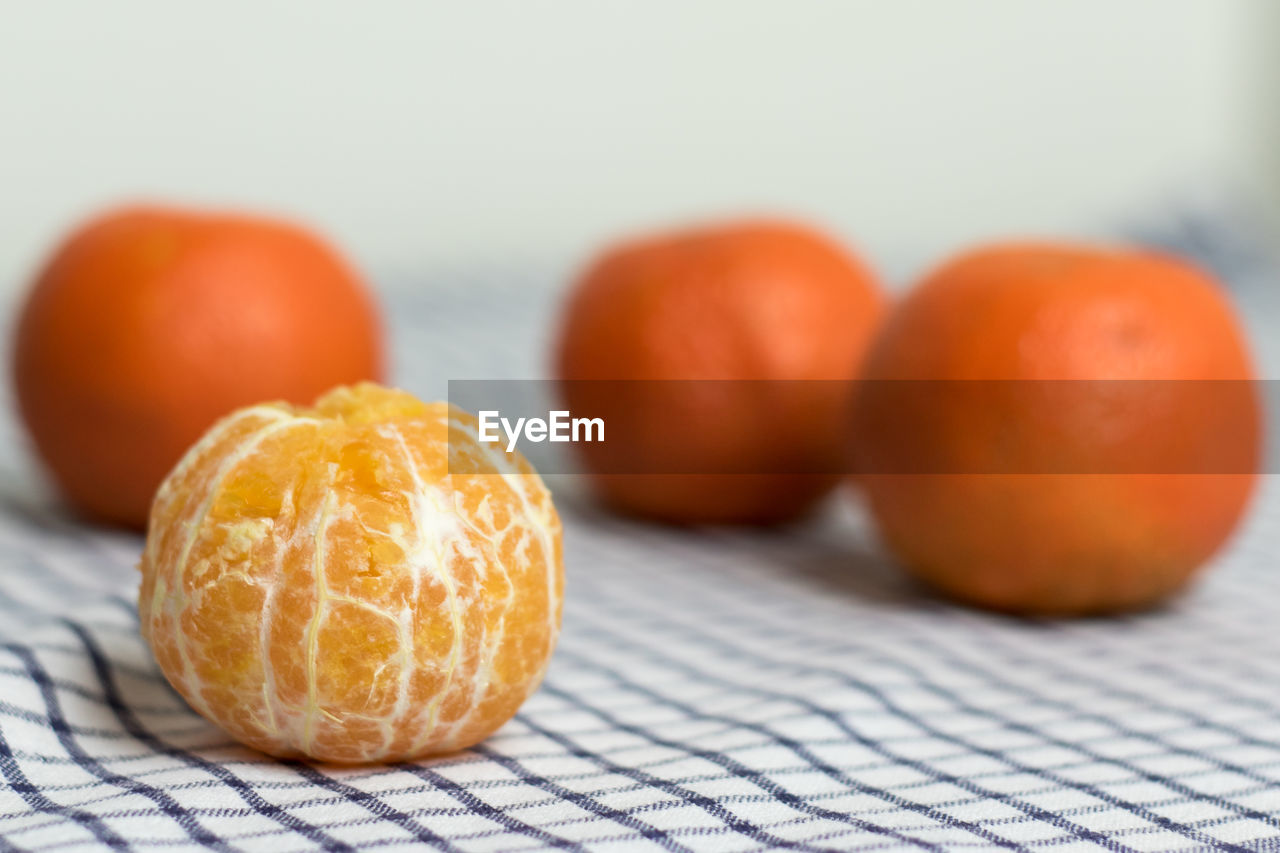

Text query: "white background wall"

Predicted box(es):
[0, 0, 1272, 302]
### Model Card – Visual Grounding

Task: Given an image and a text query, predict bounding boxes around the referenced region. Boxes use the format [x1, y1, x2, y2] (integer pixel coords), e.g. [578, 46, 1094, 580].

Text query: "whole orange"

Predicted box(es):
[139, 383, 563, 763]
[12, 205, 384, 528]
[852, 243, 1261, 615]
[555, 219, 885, 524]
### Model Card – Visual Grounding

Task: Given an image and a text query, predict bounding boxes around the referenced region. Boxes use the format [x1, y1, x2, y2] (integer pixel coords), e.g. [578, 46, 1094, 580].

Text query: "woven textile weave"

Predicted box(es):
[2, 217, 1279, 852]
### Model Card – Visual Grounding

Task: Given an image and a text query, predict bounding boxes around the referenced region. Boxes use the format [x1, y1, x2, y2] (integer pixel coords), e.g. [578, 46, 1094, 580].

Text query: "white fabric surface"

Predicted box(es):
[1, 217, 1278, 852]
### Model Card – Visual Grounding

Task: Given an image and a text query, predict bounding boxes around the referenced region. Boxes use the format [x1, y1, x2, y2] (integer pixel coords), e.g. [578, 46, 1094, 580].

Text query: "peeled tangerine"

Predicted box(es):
[139, 383, 563, 763]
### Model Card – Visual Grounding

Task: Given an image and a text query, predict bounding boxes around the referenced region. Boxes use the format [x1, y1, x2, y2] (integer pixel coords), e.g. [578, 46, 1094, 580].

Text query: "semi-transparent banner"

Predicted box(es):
[446, 380, 1273, 475]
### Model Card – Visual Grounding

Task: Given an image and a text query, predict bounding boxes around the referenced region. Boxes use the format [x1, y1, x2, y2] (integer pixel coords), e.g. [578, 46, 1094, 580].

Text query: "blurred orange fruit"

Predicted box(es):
[12, 205, 384, 528]
[555, 219, 885, 524]
[139, 383, 563, 763]
[852, 243, 1260, 615]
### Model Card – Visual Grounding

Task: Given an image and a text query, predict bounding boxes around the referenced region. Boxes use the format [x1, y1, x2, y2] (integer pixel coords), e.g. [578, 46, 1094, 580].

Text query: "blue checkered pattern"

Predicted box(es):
[2, 209, 1279, 851]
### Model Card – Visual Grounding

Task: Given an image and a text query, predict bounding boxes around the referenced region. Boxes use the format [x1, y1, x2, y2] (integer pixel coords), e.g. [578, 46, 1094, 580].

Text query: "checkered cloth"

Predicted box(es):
[2, 210, 1279, 852]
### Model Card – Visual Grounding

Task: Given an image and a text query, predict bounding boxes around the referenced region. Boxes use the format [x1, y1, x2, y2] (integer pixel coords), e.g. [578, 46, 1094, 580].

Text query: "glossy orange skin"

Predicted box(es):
[13, 206, 384, 528]
[556, 220, 885, 524]
[852, 244, 1260, 615]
